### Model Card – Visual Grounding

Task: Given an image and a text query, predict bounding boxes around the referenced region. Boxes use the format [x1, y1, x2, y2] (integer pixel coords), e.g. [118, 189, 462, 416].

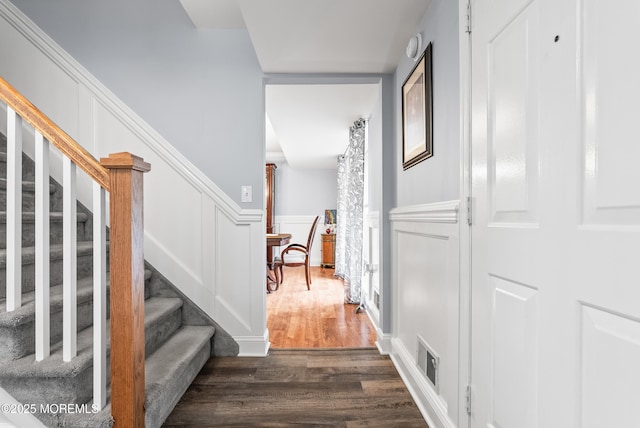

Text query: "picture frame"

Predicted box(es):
[402, 42, 433, 170]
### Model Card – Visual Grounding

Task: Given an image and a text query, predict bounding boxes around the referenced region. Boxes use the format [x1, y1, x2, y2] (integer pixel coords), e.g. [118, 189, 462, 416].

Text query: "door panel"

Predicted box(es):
[491, 277, 538, 428]
[488, 5, 539, 225]
[581, 306, 640, 427]
[583, 0, 640, 223]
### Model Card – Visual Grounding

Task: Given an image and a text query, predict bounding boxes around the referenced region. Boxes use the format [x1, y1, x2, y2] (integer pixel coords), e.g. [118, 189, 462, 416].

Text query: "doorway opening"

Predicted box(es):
[264, 79, 381, 349]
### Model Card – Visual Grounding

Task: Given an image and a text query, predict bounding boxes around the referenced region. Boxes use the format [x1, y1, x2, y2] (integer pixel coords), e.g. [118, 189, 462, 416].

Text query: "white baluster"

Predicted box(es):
[35, 131, 50, 361]
[92, 183, 107, 408]
[63, 157, 77, 361]
[6, 107, 22, 312]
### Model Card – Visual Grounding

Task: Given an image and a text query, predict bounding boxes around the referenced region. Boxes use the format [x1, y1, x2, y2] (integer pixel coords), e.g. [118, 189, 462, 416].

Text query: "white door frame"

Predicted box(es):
[459, 0, 473, 426]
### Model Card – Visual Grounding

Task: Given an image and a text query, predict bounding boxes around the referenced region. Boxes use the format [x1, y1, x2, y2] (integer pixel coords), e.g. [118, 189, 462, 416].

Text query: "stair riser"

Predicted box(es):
[145, 308, 182, 357]
[0, 186, 61, 212]
[0, 252, 93, 298]
[0, 218, 89, 249]
[0, 295, 98, 362]
[0, 365, 94, 407]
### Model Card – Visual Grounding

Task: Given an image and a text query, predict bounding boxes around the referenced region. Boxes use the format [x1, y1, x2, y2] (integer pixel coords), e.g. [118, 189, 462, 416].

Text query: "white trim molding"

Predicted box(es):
[389, 200, 459, 223]
[391, 338, 455, 428]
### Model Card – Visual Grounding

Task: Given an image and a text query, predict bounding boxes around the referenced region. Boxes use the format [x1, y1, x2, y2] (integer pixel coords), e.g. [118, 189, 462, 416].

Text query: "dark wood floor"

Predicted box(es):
[163, 348, 428, 427]
[163, 267, 427, 427]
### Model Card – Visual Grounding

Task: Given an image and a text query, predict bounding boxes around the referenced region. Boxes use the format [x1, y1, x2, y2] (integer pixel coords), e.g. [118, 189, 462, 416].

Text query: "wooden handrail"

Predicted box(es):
[0, 76, 110, 190]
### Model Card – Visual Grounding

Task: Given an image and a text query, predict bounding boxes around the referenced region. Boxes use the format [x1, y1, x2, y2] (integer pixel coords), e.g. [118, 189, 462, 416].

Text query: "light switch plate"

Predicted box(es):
[241, 185, 252, 202]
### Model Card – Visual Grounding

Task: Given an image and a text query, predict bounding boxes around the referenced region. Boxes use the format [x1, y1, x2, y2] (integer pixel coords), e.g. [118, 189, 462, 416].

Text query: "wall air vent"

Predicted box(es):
[373, 291, 380, 309]
[417, 335, 439, 392]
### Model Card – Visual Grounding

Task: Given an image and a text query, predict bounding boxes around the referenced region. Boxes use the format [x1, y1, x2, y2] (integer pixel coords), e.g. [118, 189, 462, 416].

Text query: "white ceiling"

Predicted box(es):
[266, 84, 380, 168]
[180, 0, 431, 168]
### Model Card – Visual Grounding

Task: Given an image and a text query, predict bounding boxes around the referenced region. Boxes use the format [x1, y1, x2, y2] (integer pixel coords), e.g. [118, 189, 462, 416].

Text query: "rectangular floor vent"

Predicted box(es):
[416, 336, 439, 391]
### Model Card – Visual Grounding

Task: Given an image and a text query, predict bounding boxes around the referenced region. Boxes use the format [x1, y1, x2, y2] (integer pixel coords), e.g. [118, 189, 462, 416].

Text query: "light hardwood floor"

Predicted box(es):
[267, 266, 376, 348]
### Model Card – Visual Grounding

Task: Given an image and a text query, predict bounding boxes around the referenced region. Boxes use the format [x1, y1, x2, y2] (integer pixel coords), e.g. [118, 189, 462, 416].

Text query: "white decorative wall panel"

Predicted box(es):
[216, 212, 253, 332]
[390, 201, 460, 428]
[273, 215, 322, 266]
[583, 0, 640, 225]
[581, 305, 640, 427]
[396, 231, 449, 361]
[491, 276, 538, 428]
[488, 4, 538, 225]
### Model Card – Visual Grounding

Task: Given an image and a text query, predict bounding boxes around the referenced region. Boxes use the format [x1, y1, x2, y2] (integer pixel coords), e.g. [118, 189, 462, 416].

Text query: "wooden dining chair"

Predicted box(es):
[274, 216, 320, 290]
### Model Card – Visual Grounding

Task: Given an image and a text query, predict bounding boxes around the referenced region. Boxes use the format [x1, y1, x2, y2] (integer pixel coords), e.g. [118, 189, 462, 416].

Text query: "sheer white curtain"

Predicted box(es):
[335, 119, 366, 304]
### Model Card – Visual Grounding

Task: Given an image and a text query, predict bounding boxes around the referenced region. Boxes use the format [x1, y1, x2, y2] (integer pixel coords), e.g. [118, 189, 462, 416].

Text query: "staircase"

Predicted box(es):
[0, 128, 235, 426]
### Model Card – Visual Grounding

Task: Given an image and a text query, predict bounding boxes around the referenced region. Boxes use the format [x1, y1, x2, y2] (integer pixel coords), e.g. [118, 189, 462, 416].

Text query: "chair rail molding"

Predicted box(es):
[389, 200, 459, 224]
[0, 0, 267, 355]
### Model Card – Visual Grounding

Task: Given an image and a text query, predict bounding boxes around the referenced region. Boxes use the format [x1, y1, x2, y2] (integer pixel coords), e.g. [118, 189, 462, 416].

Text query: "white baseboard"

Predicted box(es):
[235, 330, 270, 357]
[375, 328, 392, 355]
[390, 338, 457, 428]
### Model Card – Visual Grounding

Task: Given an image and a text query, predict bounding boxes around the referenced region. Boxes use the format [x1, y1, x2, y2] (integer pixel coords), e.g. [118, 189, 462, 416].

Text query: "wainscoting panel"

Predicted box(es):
[0, 2, 267, 356]
[390, 201, 460, 428]
[363, 210, 380, 329]
[273, 215, 323, 267]
[581, 305, 640, 427]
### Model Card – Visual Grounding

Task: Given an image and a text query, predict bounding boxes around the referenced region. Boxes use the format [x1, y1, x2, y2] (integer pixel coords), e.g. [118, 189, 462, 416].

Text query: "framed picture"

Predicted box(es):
[402, 42, 433, 170]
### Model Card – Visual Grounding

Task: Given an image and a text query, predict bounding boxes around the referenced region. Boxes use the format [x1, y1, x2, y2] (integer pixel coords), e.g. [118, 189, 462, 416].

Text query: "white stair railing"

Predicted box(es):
[34, 130, 50, 361]
[6, 106, 21, 312]
[63, 157, 77, 362]
[93, 182, 107, 408]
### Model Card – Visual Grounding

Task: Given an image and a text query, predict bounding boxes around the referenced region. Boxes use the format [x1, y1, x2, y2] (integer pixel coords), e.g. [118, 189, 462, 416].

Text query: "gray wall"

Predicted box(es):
[394, 0, 460, 206]
[9, 0, 265, 208]
[274, 163, 337, 217]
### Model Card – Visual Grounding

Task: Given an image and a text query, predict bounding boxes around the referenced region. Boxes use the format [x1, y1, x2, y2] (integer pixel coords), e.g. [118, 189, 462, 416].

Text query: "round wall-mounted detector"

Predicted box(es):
[405, 33, 422, 61]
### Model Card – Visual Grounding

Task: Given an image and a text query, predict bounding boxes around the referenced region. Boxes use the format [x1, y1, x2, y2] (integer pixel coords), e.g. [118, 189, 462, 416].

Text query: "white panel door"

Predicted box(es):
[471, 0, 640, 426]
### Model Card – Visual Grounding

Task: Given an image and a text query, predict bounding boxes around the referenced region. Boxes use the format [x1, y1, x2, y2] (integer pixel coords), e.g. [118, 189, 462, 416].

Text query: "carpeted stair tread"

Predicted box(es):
[145, 325, 215, 428]
[0, 268, 152, 325]
[0, 275, 96, 326]
[0, 296, 184, 379]
[0, 211, 89, 223]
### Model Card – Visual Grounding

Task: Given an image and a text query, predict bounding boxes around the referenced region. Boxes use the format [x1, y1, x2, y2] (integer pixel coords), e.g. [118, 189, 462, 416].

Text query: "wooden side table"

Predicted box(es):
[321, 233, 336, 268]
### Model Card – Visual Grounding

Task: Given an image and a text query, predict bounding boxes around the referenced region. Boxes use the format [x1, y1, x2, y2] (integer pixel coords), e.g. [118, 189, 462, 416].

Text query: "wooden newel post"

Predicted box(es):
[100, 152, 151, 428]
